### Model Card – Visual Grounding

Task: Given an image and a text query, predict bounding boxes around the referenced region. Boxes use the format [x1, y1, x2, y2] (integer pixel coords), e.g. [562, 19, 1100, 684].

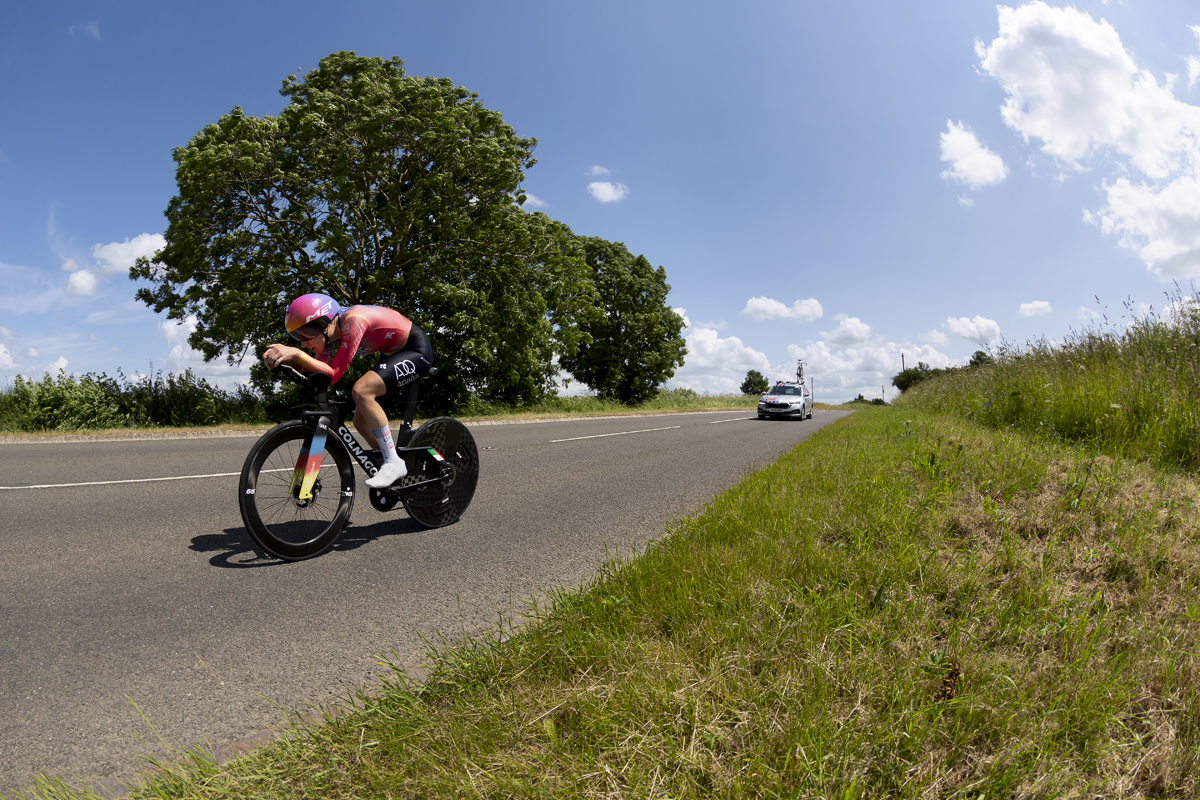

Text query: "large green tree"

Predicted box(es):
[132, 51, 592, 407]
[740, 369, 769, 395]
[559, 238, 686, 403]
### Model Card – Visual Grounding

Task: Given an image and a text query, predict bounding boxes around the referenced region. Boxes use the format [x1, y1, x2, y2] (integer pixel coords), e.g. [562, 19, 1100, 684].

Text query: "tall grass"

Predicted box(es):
[903, 295, 1200, 471]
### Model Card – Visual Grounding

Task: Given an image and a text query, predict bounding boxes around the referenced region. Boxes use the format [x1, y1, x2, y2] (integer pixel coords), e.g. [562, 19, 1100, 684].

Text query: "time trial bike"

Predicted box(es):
[237, 365, 479, 561]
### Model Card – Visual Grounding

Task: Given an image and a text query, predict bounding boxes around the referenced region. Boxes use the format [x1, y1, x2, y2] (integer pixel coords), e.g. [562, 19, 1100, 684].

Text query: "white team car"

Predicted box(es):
[757, 381, 812, 420]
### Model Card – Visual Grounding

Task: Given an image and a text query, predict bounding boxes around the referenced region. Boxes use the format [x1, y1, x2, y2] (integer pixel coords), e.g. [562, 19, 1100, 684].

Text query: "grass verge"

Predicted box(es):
[24, 404, 1200, 798]
[901, 292, 1200, 472]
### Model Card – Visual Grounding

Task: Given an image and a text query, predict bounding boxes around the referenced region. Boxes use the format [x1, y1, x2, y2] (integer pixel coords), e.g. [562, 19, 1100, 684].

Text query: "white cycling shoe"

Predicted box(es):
[365, 460, 407, 489]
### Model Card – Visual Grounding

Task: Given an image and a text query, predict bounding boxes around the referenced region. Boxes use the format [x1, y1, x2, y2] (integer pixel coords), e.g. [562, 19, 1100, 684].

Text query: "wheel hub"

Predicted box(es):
[292, 478, 321, 508]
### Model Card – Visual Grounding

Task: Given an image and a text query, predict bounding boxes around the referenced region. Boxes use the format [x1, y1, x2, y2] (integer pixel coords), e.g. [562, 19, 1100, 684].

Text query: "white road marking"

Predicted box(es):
[0, 467, 294, 491]
[709, 416, 754, 424]
[550, 425, 680, 443]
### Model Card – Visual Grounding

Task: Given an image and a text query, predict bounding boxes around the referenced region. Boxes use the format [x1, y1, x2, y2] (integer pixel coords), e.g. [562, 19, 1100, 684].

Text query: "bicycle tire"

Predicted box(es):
[238, 421, 356, 561]
[399, 417, 479, 528]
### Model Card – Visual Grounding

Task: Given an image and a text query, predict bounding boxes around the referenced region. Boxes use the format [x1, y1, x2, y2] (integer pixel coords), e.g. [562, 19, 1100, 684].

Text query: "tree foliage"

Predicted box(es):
[558, 238, 687, 404]
[892, 351, 993, 393]
[740, 369, 769, 395]
[132, 51, 595, 408]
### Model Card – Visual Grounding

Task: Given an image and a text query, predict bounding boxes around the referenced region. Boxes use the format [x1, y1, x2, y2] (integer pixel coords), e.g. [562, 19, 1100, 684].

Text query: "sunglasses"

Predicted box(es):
[288, 323, 327, 342]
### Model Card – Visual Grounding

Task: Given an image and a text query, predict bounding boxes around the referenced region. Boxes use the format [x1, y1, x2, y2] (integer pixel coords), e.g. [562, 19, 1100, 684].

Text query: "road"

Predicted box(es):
[0, 409, 850, 792]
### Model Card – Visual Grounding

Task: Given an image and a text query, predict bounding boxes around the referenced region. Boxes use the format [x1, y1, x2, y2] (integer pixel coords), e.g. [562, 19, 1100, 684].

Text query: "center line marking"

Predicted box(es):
[550, 425, 680, 443]
[0, 467, 293, 491]
[709, 417, 754, 423]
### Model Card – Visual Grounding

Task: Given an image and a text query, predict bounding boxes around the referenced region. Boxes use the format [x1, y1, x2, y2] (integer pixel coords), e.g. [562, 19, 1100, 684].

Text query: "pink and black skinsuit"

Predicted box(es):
[305, 305, 434, 391]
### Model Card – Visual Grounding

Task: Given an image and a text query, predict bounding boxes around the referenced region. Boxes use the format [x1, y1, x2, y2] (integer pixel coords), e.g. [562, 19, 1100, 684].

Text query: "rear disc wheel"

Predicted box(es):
[399, 417, 479, 528]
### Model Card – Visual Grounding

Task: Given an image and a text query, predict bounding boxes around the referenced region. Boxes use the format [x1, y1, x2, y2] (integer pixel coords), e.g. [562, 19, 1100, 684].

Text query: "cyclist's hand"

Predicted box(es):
[263, 343, 301, 370]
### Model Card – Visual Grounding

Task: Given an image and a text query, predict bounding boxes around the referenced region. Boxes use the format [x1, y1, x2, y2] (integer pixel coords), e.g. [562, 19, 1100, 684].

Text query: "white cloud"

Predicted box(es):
[68, 21, 100, 41]
[1017, 300, 1053, 317]
[665, 309, 773, 394]
[0, 345, 20, 369]
[159, 314, 252, 386]
[0, 261, 66, 315]
[50, 356, 68, 373]
[23, 348, 38, 359]
[1187, 26, 1200, 88]
[589, 166, 610, 176]
[61, 258, 79, 271]
[958, 195, 976, 207]
[920, 329, 950, 347]
[819, 313, 872, 347]
[66, 269, 97, 296]
[978, 3, 1200, 278]
[92, 233, 165, 274]
[940, 120, 1009, 190]
[161, 315, 198, 348]
[522, 193, 548, 209]
[1077, 305, 1103, 321]
[788, 340, 954, 403]
[587, 181, 628, 203]
[0, 326, 12, 342]
[946, 315, 1002, 346]
[741, 296, 824, 323]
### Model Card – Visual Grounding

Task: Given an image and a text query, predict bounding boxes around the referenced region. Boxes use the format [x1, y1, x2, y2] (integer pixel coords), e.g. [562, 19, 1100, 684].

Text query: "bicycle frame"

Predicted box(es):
[271, 366, 450, 497]
[242, 366, 478, 560]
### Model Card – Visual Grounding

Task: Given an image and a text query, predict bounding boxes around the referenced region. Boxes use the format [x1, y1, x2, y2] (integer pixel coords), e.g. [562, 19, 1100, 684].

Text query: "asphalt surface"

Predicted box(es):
[0, 409, 851, 793]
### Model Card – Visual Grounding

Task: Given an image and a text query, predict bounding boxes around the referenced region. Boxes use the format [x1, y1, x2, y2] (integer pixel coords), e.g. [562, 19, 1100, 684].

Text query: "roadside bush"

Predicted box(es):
[0, 369, 268, 432]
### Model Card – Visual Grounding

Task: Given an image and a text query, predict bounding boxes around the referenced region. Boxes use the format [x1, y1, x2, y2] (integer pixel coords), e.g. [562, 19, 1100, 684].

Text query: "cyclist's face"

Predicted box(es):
[296, 328, 326, 354]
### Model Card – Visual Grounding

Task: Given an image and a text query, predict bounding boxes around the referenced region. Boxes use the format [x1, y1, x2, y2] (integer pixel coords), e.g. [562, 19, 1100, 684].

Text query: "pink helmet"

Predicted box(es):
[285, 293, 342, 340]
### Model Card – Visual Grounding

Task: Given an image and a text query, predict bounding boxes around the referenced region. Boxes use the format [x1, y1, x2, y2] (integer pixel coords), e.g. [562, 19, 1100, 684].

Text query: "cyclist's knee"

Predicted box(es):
[352, 375, 385, 405]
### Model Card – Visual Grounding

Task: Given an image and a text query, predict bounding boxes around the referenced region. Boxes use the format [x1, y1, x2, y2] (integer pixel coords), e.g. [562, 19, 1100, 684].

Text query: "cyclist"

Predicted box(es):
[262, 293, 434, 489]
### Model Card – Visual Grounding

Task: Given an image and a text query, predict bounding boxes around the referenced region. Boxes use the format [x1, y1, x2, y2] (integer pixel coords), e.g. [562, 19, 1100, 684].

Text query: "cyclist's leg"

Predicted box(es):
[353, 371, 406, 488]
[351, 369, 389, 442]
[357, 332, 433, 488]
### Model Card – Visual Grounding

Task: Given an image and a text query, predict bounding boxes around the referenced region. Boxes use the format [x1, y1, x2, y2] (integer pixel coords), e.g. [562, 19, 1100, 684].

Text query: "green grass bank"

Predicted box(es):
[902, 297, 1200, 473]
[20, 405, 1200, 798]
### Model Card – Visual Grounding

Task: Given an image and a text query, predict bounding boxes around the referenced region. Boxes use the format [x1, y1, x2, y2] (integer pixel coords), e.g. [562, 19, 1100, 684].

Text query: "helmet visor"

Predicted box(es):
[288, 321, 327, 342]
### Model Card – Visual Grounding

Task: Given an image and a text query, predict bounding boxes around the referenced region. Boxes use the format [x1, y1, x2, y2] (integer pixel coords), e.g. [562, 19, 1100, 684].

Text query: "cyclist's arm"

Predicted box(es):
[318, 316, 368, 383]
[262, 344, 335, 377]
[289, 350, 336, 377]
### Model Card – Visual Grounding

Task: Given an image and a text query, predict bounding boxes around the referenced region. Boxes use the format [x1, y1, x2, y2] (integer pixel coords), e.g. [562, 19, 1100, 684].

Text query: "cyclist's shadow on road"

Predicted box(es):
[191, 517, 427, 568]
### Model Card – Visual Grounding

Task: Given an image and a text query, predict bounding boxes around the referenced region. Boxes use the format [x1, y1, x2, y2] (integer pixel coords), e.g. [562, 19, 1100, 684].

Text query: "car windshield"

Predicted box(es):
[772, 386, 801, 396]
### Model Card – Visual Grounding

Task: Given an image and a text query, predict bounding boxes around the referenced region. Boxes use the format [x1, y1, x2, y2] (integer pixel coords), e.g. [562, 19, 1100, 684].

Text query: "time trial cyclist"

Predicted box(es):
[262, 293, 434, 489]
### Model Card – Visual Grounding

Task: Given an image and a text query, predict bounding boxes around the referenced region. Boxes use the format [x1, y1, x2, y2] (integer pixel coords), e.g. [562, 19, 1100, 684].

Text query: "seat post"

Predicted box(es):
[400, 379, 420, 431]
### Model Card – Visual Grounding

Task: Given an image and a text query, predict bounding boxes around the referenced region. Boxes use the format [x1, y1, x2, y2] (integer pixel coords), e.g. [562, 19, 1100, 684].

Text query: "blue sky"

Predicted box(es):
[4, 0, 1200, 402]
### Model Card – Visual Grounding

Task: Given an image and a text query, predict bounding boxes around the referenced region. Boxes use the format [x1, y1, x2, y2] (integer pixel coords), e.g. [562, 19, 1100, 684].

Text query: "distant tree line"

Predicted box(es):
[892, 350, 993, 393]
[132, 52, 685, 412]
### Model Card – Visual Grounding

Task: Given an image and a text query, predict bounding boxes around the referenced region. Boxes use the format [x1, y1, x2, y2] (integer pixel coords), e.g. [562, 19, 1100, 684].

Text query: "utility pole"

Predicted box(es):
[901, 353, 905, 371]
